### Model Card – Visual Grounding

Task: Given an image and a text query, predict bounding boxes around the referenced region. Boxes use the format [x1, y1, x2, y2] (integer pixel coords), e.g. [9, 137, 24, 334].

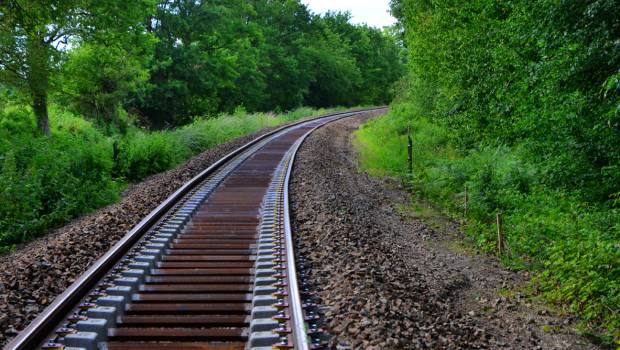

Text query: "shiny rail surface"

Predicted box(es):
[5, 108, 386, 350]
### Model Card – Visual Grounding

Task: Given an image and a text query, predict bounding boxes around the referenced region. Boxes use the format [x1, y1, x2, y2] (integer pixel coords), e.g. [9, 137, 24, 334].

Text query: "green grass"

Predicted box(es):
[354, 102, 620, 346]
[0, 104, 338, 252]
[116, 106, 336, 181]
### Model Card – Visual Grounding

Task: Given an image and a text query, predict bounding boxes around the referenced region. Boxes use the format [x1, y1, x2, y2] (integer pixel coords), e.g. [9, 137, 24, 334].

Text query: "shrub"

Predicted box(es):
[0, 107, 120, 250]
[116, 131, 182, 182]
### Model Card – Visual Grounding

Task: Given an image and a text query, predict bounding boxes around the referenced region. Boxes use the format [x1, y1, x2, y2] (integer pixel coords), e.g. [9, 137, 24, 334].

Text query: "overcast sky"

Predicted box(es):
[302, 0, 396, 28]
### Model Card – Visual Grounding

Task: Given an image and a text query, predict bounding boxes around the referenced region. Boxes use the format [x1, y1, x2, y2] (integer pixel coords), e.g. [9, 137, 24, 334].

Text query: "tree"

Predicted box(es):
[132, 0, 405, 121]
[305, 14, 361, 107]
[57, 31, 154, 134]
[249, 0, 315, 111]
[135, 0, 258, 128]
[0, 0, 154, 135]
[320, 12, 405, 105]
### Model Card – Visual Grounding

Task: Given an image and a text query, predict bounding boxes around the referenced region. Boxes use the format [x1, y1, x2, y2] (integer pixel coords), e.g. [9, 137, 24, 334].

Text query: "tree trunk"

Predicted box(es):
[32, 90, 50, 135]
[27, 36, 51, 136]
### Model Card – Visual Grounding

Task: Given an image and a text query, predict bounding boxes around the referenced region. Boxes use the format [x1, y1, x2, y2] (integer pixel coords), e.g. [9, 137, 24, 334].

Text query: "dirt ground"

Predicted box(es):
[289, 114, 600, 349]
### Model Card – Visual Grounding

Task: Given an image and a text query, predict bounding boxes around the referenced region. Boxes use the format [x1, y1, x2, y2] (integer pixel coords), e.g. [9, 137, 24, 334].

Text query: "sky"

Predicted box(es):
[302, 0, 396, 28]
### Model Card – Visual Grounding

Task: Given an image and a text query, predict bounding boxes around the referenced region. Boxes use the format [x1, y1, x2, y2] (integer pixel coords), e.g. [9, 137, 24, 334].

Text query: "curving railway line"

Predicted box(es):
[5, 108, 386, 350]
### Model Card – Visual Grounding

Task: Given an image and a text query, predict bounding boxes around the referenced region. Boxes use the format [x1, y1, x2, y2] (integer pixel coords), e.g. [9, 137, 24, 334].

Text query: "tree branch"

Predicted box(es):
[0, 61, 27, 80]
[53, 36, 69, 50]
[45, 27, 64, 44]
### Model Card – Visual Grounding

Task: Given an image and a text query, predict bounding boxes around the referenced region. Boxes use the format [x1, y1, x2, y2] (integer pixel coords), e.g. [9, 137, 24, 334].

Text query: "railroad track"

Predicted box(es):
[5, 108, 386, 350]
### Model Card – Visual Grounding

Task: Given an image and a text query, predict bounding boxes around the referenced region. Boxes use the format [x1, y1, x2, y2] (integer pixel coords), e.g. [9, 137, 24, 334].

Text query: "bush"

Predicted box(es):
[0, 106, 120, 251]
[116, 132, 182, 182]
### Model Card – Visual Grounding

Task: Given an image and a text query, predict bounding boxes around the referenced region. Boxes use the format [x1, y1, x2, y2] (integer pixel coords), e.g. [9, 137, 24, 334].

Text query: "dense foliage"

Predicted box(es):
[355, 0, 619, 343]
[135, 0, 404, 127]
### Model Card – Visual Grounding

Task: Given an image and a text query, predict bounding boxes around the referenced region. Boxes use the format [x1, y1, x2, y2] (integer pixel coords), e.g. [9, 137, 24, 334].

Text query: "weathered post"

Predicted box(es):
[407, 133, 413, 176]
[464, 184, 468, 218]
[113, 141, 120, 162]
[496, 213, 505, 256]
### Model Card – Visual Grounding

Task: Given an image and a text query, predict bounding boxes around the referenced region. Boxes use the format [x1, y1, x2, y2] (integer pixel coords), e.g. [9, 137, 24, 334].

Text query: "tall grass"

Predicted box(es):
[0, 104, 336, 251]
[116, 106, 335, 181]
[355, 103, 620, 344]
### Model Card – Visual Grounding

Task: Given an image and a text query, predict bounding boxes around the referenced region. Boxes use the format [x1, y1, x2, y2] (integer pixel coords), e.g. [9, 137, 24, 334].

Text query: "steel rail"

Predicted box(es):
[5, 107, 386, 350]
[281, 106, 387, 349]
[282, 123, 326, 350]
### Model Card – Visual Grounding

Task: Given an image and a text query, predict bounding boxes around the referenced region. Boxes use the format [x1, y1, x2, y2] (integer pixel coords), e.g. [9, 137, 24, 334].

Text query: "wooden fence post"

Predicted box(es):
[407, 134, 413, 176]
[496, 213, 505, 256]
[464, 184, 468, 218]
